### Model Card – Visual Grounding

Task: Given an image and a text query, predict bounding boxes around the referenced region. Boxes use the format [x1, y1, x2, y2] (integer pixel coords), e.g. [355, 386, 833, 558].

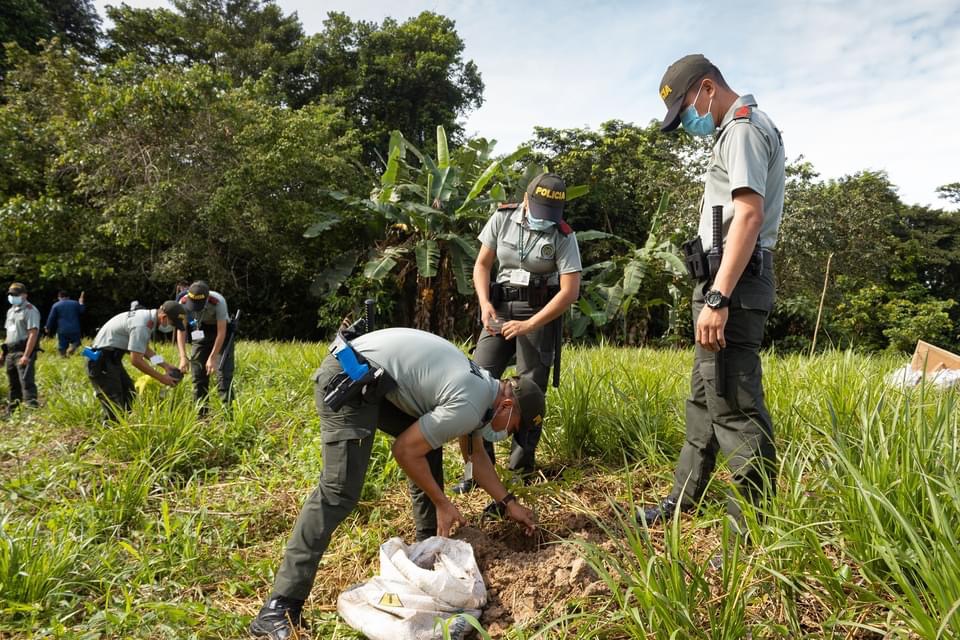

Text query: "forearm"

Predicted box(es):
[210, 322, 227, 358]
[473, 264, 493, 306]
[712, 193, 764, 296]
[176, 331, 187, 360]
[527, 273, 580, 329]
[464, 435, 510, 501]
[130, 353, 164, 381]
[393, 440, 451, 509]
[23, 329, 38, 357]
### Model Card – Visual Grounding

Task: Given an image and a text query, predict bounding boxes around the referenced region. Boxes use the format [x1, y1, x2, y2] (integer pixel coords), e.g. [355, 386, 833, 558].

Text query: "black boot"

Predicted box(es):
[636, 497, 679, 526]
[249, 596, 306, 639]
[450, 477, 477, 494]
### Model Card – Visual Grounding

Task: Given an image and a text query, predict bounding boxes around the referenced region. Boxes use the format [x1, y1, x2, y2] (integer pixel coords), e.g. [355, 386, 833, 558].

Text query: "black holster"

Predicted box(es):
[682, 237, 710, 281]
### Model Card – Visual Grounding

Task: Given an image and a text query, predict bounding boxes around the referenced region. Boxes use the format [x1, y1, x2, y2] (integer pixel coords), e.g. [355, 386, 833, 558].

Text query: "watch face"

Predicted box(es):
[706, 290, 722, 307]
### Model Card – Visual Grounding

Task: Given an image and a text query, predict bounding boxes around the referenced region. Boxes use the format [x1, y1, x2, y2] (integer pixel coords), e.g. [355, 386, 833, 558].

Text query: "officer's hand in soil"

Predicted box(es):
[507, 501, 537, 536]
[481, 303, 500, 334]
[501, 319, 534, 340]
[697, 307, 728, 352]
[437, 500, 467, 537]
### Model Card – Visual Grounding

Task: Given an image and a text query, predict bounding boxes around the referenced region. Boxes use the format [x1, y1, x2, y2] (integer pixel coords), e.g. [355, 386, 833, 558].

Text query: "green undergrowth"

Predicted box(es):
[1, 339, 957, 639]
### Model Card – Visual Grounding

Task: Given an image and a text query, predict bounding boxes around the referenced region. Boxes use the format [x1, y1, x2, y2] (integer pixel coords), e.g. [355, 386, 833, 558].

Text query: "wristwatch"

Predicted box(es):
[497, 492, 517, 510]
[704, 288, 731, 309]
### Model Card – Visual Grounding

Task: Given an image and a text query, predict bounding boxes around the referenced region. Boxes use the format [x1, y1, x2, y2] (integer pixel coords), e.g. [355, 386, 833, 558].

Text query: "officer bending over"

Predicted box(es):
[86, 301, 187, 422]
[250, 327, 544, 640]
[176, 280, 235, 411]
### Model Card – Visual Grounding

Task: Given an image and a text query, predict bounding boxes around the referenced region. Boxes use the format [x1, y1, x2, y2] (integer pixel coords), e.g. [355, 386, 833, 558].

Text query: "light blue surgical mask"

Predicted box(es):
[526, 215, 555, 232]
[680, 82, 716, 137]
[480, 404, 513, 442]
[157, 322, 174, 334]
[7, 295, 23, 306]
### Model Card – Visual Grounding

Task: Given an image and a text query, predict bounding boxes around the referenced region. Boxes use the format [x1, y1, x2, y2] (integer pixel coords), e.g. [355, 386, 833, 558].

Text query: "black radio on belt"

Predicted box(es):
[323, 300, 395, 411]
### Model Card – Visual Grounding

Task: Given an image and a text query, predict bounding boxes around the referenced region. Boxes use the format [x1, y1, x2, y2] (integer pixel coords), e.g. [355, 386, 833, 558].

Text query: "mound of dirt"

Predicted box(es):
[453, 512, 612, 637]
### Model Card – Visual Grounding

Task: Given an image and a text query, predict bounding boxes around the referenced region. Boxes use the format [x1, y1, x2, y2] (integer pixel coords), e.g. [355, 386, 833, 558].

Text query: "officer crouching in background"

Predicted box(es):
[85, 301, 187, 422]
[451, 172, 582, 497]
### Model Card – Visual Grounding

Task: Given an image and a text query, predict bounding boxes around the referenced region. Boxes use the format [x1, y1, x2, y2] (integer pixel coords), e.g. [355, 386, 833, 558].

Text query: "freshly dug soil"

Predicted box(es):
[453, 511, 612, 637]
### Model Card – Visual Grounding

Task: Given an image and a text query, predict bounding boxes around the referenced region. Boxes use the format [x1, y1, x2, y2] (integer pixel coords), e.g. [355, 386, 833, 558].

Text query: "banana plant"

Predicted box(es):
[311, 125, 531, 331]
[571, 193, 688, 340]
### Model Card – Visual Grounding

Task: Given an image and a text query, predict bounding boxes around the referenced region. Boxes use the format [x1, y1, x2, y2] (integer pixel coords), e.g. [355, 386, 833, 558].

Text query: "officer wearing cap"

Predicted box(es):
[639, 54, 784, 528]
[249, 327, 544, 639]
[4, 282, 41, 415]
[176, 281, 234, 410]
[450, 172, 582, 495]
[86, 301, 187, 422]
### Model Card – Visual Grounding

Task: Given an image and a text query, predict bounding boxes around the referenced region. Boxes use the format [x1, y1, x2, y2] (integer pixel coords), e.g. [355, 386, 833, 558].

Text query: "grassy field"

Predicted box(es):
[1, 339, 958, 639]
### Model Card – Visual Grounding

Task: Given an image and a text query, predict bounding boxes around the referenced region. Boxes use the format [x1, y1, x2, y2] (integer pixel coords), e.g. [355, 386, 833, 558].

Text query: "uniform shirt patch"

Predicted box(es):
[540, 244, 555, 259]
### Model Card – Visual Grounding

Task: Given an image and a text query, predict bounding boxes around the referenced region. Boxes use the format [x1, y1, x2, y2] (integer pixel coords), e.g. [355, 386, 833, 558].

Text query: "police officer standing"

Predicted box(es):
[4, 282, 41, 415]
[451, 173, 582, 495]
[639, 54, 784, 529]
[249, 327, 544, 640]
[86, 301, 187, 422]
[176, 281, 235, 411]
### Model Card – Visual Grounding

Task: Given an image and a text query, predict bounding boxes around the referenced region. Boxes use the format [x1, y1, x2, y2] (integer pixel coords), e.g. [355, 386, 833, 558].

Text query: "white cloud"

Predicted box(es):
[93, 0, 960, 206]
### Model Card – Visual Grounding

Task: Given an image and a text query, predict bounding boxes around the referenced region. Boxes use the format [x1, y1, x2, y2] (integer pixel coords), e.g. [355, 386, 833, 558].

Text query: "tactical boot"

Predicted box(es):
[450, 477, 477, 495]
[249, 596, 306, 639]
[636, 497, 679, 526]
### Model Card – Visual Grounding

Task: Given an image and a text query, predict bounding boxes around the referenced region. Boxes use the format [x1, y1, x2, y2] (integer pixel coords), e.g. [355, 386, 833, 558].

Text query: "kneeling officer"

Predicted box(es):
[250, 327, 544, 640]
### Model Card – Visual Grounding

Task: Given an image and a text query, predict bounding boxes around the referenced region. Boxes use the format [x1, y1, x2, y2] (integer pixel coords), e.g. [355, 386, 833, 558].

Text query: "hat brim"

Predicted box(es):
[527, 200, 564, 223]
[660, 97, 684, 132]
[184, 298, 206, 313]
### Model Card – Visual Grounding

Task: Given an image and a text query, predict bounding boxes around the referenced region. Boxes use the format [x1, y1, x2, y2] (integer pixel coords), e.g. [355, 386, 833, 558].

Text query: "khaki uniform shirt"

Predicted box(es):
[92, 309, 157, 354]
[479, 204, 583, 285]
[348, 328, 499, 450]
[4, 303, 41, 345]
[178, 290, 229, 326]
[700, 94, 785, 251]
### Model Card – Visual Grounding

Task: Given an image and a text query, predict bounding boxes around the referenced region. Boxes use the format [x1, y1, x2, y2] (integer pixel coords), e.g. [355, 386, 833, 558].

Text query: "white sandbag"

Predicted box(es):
[337, 536, 486, 640]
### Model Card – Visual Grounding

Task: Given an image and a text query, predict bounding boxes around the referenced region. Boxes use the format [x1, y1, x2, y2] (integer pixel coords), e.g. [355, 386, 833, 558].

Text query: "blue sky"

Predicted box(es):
[94, 0, 960, 208]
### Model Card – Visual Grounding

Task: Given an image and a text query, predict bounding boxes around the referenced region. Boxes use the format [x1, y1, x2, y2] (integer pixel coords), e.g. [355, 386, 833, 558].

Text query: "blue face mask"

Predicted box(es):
[527, 215, 555, 232]
[157, 322, 174, 334]
[7, 295, 23, 306]
[480, 404, 513, 442]
[680, 82, 716, 137]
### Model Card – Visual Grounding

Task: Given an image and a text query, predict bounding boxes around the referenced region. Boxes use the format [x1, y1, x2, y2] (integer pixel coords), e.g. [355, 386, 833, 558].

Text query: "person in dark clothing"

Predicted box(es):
[46, 290, 86, 356]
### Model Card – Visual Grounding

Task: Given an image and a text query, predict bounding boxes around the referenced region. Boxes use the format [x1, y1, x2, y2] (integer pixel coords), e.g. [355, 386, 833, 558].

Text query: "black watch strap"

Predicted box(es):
[497, 492, 517, 509]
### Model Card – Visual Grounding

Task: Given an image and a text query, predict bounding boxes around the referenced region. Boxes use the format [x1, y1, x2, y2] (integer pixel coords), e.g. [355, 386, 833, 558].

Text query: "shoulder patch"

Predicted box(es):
[498, 202, 520, 211]
[207, 296, 219, 305]
[557, 220, 573, 236]
[178, 294, 188, 304]
[734, 105, 752, 119]
[25, 303, 35, 310]
[147, 320, 154, 330]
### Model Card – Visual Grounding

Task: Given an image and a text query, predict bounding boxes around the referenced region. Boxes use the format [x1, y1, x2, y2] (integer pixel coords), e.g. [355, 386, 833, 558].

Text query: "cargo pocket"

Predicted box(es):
[700, 349, 763, 417]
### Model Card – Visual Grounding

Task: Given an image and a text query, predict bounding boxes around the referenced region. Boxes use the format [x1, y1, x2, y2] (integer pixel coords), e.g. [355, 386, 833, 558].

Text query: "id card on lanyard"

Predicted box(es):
[513, 222, 541, 286]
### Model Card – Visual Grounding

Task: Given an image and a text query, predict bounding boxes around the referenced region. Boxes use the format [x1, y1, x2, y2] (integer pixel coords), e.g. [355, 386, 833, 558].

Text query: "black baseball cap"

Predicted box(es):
[159, 300, 188, 331]
[659, 53, 715, 132]
[184, 280, 210, 312]
[525, 173, 566, 223]
[511, 376, 545, 434]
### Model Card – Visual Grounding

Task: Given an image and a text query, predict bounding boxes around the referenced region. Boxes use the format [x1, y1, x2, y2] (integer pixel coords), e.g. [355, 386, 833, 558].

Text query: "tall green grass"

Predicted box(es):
[1, 339, 957, 638]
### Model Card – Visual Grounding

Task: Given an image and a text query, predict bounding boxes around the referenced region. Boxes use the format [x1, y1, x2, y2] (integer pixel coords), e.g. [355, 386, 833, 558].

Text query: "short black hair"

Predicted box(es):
[58, 290, 68, 298]
[705, 66, 730, 90]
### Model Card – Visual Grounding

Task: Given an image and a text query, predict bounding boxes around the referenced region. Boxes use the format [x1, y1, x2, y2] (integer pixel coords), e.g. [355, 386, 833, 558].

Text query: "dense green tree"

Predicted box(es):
[0, 0, 100, 78]
[300, 11, 483, 163]
[103, 0, 304, 101]
[937, 182, 960, 205]
[529, 120, 706, 245]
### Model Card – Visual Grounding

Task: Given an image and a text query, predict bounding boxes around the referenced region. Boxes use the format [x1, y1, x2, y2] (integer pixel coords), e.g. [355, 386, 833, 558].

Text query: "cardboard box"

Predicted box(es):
[910, 340, 960, 374]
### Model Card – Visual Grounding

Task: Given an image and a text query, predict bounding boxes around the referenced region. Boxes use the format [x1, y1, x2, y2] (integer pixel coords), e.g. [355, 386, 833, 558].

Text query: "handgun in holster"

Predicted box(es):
[681, 237, 710, 282]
